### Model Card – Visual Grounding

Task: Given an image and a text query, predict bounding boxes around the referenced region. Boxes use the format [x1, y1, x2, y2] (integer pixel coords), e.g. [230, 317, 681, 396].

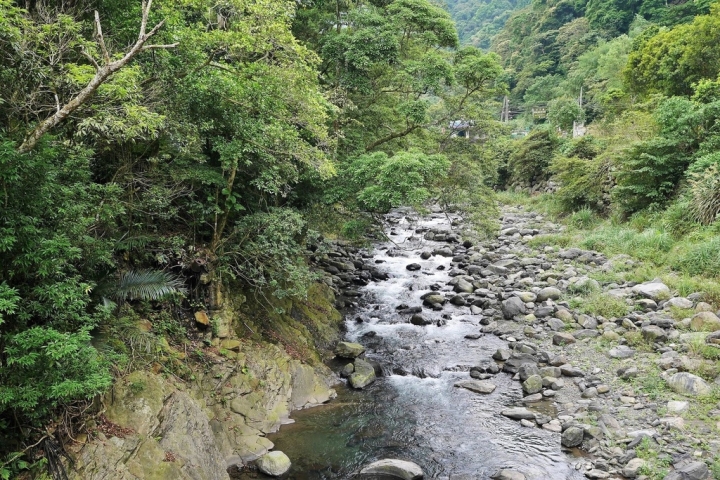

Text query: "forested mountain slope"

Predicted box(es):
[443, 0, 530, 47]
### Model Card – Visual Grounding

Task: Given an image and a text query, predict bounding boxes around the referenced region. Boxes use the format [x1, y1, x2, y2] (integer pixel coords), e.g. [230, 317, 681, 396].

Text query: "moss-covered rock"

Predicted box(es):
[68, 281, 343, 479]
[349, 359, 376, 389]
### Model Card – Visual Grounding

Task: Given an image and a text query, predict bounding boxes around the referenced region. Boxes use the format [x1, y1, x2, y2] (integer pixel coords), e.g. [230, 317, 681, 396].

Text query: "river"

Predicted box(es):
[264, 208, 585, 479]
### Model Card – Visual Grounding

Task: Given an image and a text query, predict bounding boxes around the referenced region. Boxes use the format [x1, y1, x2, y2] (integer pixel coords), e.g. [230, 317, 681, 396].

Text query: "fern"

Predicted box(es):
[112, 270, 186, 302]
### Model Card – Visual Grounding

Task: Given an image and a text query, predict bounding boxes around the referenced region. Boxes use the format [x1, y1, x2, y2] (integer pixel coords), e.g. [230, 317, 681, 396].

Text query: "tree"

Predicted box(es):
[625, 7, 720, 97]
[548, 95, 585, 132]
[11, 0, 176, 154]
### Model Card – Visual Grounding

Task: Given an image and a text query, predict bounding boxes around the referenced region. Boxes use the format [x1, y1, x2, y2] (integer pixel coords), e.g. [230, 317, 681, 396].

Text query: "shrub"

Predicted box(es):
[659, 197, 699, 238]
[221, 209, 320, 300]
[547, 96, 585, 132]
[688, 164, 720, 224]
[569, 292, 629, 318]
[551, 154, 612, 212]
[0, 326, 112, 421]
[568, 207, 600, 229]
[508, 129, 559, 186]
[614, 137, 692, 214]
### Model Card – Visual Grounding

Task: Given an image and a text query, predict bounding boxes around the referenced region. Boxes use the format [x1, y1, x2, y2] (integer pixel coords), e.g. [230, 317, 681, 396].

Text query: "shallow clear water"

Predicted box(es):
[262, 209, 585, 480]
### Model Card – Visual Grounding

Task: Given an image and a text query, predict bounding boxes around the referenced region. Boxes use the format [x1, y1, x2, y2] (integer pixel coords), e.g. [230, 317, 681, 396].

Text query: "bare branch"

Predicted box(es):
[141, 43, 179, 51]
[17, 2, 177, 154]
[139, 0, 151, 39]
[80, 48, 100, 69]
[94, 11, 110, 64]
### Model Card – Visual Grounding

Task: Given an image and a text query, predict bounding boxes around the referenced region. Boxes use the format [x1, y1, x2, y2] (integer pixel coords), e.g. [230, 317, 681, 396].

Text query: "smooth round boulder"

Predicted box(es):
[359, 459, 423, 479]
[256, 451, 291, 476]
[536, 287, 561, 302]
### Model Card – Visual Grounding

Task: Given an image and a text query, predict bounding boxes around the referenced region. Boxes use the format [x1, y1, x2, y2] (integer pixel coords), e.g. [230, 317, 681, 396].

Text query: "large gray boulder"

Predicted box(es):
[501, 407, 536, 420]
[256, 451, 292, 476]
[561, 426, 584, 447]
[359, 459, 424, 479]
[666, 372, 711, 396]
[662, 461, 709, 480]
[622, 458, 646, 478]
[690, 312, 720, 332]
[454, 380, 496, 394]
[454, 278, 475, 293]
[491, 470, 526, 480]
[608, 345, 636, 359]
[502, 296, 527, 319]
[642, 325, 667, 343]
[633, 282, 670, 301]
[522, 375, 542, 395]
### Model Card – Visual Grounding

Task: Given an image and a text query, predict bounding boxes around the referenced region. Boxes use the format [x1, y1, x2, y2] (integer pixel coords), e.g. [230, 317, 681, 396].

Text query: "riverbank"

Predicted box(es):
[64, 283, 343, 480]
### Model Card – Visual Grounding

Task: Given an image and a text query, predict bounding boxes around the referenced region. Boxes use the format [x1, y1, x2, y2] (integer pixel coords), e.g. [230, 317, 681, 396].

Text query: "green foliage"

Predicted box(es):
[436, 137, 500, 238]
[547, 96, 585, 131]
[443, 0, 530, 47]
[625, 7, 720, 96]
[0, 327, 112, 420]
[672, 237, 720, 278]
[568, 207, 599, 229]
[551, 137, 612, 212]
[612, 95, 720, 214]
[688, 165, 720, 225]
[338, 151, 450, 212]
[387, 0, 459, 48]
[581, 226, 674, 263]
[221, 209, 320, 300]
[507, 129, 558, 185]
[109, 270, 186, 303]
[585, 0, 639, 37]
[569, 292, 629, 318]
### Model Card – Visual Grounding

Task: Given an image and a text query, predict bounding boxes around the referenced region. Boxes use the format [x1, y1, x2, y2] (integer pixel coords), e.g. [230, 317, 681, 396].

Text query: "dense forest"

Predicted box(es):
[487, 0, 720, 244]
[443, 0, 530, 47]
[3, 0, 720, 476]
[0, 0, 505, 476]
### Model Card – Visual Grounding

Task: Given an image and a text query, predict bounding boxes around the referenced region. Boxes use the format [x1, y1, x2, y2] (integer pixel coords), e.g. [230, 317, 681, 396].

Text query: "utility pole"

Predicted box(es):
[578, 86, 583, 107]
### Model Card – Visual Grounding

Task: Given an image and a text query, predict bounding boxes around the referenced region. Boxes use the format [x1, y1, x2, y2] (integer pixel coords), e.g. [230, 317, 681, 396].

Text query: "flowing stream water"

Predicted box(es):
[264, 209, 586, 480]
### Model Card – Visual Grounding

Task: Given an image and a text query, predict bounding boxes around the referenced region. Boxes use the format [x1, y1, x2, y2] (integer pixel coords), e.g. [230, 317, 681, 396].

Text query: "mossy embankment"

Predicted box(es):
[66, 282, 343, 480]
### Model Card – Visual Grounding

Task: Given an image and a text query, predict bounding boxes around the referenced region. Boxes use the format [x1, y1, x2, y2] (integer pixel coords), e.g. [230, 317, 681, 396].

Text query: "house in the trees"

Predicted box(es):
[447, 120, 475, 139]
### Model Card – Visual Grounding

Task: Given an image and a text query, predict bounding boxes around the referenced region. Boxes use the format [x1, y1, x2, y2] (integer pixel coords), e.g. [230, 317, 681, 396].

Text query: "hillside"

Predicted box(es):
[443, 0, 530, 47]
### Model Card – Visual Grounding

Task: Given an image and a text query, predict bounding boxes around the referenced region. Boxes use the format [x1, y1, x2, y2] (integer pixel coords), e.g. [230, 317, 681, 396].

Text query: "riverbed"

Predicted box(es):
[262, 208, 585, 479]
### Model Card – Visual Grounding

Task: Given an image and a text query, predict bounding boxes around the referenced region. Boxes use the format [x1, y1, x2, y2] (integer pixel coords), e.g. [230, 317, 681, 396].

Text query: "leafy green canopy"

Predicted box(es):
[0, 0, 334, 450]
[337, 150, 450, 212]
[625, 6, 720, 96]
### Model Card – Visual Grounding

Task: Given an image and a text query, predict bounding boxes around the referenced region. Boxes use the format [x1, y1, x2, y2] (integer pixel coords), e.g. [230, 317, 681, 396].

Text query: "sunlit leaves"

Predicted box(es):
[341, 150, 450, 212]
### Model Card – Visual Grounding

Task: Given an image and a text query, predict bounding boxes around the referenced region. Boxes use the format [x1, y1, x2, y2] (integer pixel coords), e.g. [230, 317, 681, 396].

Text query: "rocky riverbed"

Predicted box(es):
[290, 203, 720, 480]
